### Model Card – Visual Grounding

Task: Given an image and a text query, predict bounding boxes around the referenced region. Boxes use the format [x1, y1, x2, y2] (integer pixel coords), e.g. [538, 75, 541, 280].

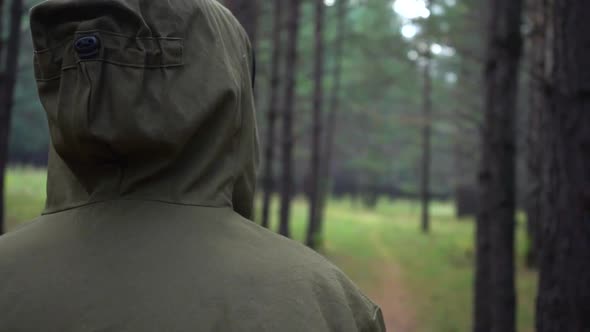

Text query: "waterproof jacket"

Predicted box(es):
[0, 0, 385, 331]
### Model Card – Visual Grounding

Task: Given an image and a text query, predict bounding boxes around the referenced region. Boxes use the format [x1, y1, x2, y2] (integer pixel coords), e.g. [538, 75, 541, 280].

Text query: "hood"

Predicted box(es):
[30, 0, 259, 218]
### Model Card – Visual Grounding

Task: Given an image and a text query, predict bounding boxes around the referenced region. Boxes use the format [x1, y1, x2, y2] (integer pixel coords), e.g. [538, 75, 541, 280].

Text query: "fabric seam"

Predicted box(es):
[42, 198, 229, 216]
[34, 29, 183, 53]
[35, 61, 184, 82]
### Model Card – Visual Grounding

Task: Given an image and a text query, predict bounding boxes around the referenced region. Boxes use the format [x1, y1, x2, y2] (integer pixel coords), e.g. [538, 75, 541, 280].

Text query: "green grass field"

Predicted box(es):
[5, 168, 537, 332]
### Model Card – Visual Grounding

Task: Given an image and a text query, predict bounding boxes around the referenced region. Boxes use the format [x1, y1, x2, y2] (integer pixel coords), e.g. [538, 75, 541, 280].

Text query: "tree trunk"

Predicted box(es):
[536, 0, 590, 330]
[474, 0, 523, 331]
[278, 0, 302, 238]
[260, 0, 284, 229]
[318, 0, 347, 232]
[524, 0, 545, 269]
[452, 0, 485, 221]
[420, 0, 434, 234]
[0, 0, 4, 54]
[223, 0, 258, 46]
[420, 51, 432, 234]
[456, 185, 478, 218]
[0, 0, 24, 235]
[474, 203, 492, 332]
[0, 0, 5, 236]
[305, 0, 326, 249]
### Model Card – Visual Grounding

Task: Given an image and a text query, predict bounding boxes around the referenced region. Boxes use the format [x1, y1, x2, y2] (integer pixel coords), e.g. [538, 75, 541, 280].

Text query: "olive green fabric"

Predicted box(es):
[0, 0, 385, 331]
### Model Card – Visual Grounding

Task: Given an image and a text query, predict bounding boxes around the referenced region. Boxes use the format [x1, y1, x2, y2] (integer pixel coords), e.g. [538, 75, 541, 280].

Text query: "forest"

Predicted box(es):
[0, 0, 589, 331]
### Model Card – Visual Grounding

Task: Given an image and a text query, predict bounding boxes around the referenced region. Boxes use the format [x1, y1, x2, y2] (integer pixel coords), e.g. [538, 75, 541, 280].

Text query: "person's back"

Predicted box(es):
[0, 0, 385, 331]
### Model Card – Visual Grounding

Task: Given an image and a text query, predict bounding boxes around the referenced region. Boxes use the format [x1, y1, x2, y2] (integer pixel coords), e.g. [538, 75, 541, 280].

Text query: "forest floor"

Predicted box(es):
[273, 197, 538, 332]
[5, 168, 537, 332]
[364, 255, 417, 331]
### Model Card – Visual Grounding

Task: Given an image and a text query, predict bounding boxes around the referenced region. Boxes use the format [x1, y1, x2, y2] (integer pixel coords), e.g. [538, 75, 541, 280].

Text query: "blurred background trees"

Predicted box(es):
[0, 0, 24, 235]
[1, 0, 589, 330]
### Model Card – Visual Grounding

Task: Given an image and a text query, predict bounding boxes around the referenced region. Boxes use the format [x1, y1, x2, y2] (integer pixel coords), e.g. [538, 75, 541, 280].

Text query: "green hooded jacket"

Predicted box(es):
[0, 0, 385, 331]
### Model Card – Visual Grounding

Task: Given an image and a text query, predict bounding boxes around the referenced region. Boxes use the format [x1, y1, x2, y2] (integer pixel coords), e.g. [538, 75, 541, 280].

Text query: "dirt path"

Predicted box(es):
[366, 231, 419, 332]
[367, 261, 418, 332]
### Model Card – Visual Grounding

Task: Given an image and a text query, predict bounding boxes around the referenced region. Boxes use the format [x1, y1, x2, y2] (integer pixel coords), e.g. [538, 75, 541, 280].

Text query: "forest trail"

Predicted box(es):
[368, 260, 418, 332]
[366, 229, 418, 332]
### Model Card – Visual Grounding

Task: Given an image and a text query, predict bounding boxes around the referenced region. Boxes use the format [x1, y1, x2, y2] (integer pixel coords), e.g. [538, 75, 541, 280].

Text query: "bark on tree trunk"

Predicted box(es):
[278, 0, 302, 238]
[0, 0, 5, 236]
[474, 204, 492, 332]
[0, 0, 23, 235]
[0, 0, 4, 53]
[474, 0, 522, 331]
[261, 0, 284, 229]
[536, 0, 590, 330]
[524, 0, 545, 269]
[318, 0, 347, 231]
[420, 51, 432, 234]
[305, 0, 326, 249]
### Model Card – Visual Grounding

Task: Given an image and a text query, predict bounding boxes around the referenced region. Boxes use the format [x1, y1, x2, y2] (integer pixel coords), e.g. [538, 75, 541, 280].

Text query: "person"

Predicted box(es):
[0, 0, 385, 331]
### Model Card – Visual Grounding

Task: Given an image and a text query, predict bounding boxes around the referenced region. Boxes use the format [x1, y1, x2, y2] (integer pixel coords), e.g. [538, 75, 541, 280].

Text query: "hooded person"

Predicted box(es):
[0, 0, 386, 331]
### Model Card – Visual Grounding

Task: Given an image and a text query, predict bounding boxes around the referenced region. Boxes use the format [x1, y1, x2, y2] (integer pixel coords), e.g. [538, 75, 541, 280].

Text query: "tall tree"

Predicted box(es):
[261, 0, 284, 229]
[0, 0, 5, 235]
[420, 0, 433, 234]
[420, 46, 432, 234]
[474, 0, 523, 331]
[224, 0, 259, 45]
[319, 0, 347, 230]
[536, 0, 590, 330]
[305, 0, 326, 249]
[0, 0, 24, 235]
[448, 0, 485, 220]
[524, 0, 545, 268]
[278, 0, 302, 237]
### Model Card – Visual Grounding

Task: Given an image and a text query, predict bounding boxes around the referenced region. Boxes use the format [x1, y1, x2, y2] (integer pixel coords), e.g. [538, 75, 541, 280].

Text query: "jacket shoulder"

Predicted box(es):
[228, 215, 386, 331]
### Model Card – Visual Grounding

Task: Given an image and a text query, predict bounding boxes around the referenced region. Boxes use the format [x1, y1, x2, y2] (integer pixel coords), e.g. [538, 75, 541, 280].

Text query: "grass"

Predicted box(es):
[4, 167, 47, 231]
[263, 198, 537, 332]
[5, 168, 537, 332]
